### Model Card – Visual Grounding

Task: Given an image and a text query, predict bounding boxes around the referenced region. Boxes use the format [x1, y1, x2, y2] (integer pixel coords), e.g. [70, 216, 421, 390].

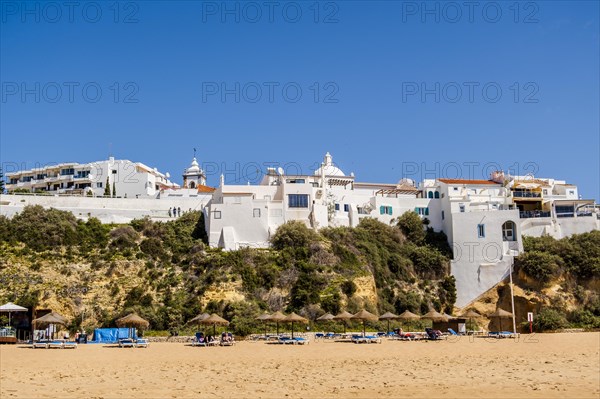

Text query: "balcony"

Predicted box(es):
[519, 210, 551, 219]
[513, 191, 542, 198]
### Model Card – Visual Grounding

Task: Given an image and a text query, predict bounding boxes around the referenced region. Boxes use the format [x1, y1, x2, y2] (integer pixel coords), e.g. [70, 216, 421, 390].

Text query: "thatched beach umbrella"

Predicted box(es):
[116, 313, 150, 338]
[316, 313, 334, 322]
[333, 311, 354, 334]
[421, 309, 449, 323]
[351, 309, 379, 337]
[199, 313, 229, 337]
[32, 312, 68, 340]
[282, 312, 308, 339]
[461, 309, 481, 331]
[267, 311, 286, 336]
[398, 310, 421, 332]
[255, 313, 271, 337]
[189, 313, 210, 324]
[379, 312, 399, 334]
[0, 302, 27, 327]
[488, 308, 513, 332]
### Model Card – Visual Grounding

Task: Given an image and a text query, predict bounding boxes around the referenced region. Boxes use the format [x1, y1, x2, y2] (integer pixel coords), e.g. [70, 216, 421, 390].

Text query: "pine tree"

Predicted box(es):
[103, 177, 111, 197]
[0, 167, 4, 193]
[112, 182, 116, 198]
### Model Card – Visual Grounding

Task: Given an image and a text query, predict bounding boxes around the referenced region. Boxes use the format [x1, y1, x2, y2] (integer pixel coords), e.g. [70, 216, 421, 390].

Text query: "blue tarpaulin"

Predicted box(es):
[90, 328, 138, 343]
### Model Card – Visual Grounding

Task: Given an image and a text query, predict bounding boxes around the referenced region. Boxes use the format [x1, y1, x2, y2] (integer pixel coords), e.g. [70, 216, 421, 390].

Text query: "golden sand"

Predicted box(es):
[1, 332, 599, 398]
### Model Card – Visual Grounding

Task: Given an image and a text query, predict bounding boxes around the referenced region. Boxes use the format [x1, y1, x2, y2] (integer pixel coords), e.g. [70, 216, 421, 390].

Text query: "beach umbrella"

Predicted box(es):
[116, 313, 150, 338]
[461, 309, 481, 331]
[351, 310, 379, 337]
[255, 313, 271, 337]
[333, 311, 354, 334]
[199, 313, 229, 337]
[488, 308, 513, 332]
[282, 312, 308, 339]
[378, 311, 399, 334]
[188, 313, 210, 324]
[421, 309, 449, 322]
[267, 311, 286, 336]
[398, 310, 421, 331]
[0, 302, 27, 327]
[316, 313, 334, 321]
[32, 312, 68, 340]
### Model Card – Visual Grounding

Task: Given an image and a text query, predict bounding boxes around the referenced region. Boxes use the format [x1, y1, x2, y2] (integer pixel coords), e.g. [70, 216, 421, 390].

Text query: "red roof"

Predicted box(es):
[197, 185, 216, 193]
[438, 179, 499, 185]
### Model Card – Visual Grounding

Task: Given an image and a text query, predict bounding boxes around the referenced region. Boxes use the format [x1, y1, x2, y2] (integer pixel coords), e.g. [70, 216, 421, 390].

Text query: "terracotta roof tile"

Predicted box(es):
[197, 185, 216, 193]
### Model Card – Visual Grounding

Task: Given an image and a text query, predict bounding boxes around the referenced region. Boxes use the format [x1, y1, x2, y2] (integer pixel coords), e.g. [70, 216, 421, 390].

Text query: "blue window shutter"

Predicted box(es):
[425, 208, 429, 216]
[389, 207, 392, 215]
[380, 206, 384, 215]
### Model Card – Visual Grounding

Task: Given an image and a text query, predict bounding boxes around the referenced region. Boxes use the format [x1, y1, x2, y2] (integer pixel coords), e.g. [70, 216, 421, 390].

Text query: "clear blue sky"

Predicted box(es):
[1, 1, 598, 199]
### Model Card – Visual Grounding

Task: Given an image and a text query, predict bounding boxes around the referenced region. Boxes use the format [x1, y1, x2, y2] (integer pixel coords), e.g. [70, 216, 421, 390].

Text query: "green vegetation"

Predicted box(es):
[0, 168, 4, 192]
[514, 232, 600, 330]
[0, 206, 459, 335]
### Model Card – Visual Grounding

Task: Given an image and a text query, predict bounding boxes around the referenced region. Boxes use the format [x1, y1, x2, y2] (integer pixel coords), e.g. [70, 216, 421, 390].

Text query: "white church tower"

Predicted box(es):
[182, 150, 206, 189]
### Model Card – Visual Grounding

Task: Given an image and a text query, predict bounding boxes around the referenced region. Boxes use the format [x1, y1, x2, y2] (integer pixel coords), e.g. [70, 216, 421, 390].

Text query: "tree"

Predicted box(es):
[0, 167, 4, 192]
[396, 211, 425, 244]
[103, 177, 111, 196]
[112, 181, 116, 198]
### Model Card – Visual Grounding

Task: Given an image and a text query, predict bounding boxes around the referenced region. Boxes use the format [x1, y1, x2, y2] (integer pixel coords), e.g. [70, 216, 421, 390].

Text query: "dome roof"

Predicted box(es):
[184, 157, 202, 176]
[314, 152, 345, 177]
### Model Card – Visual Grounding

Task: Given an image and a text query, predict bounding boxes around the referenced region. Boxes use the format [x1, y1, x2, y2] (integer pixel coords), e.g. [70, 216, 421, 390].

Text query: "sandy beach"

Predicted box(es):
[1, 332, 599, 399]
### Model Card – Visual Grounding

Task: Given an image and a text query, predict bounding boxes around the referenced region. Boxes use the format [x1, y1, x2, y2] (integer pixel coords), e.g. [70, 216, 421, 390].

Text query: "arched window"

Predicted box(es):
[502, 221, 516, 241]
[190, 181, 196, 189]
[434, 191, 440, 199]
[427, 191, 434, 198]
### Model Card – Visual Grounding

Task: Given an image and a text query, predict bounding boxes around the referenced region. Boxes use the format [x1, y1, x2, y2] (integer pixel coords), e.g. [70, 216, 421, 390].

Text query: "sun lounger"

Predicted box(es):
[135, 339, 149, 348]
[48, 340, 65, 349]
[63, 341, 78, 349]
[118, 338, 136, 348]
[351, 335, 369, 344]
[293, 337, 309, 345]
[365, 335, 382, 344]
[314, 333, 324, 339]
[488, 331, 518, 339]
[32, 340, 49, 349]
[278, 336, 295, 345]
[425, 328, 444, 340]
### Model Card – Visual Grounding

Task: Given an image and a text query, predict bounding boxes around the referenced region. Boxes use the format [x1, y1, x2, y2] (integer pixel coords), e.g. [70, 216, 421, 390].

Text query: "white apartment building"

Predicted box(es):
[5, 157, 178, 198]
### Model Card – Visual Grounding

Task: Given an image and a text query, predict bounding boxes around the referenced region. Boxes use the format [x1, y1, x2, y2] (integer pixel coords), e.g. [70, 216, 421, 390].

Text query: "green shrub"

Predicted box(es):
[271, 221, 319, 250]
[340, 280, 357, 297]
[517, 251, 562, 284]
[396, 211, 425, 244]
[533, 308, 568, 331]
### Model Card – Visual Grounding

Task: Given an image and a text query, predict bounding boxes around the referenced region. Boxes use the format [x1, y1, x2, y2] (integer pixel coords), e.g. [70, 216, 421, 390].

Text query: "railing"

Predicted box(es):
[519, 210, 551, 218]
[513, 191, 542, 198]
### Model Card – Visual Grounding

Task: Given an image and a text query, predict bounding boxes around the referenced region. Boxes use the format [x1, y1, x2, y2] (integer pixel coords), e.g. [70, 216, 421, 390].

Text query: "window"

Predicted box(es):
[543, 189, 548, 195]
[213, 210, 222, 219]
[477, 224, 485, 238]
[453, 187, 459, 191]
[415, 207, 429, 216]
[96, 182, 103, 188]
[568, 190, 575, 195]
[441, 211, 445, 220]
[9, 178, 18, 184]
[502, 221, 516, 241]
[22, 176, 33, 182]
[434, 191, 440, 199]
[379, 206, 393, 215]
[286, 178, 305, 184]
[76, 170, 90, 179]
[60, 168, 75, 176]
[253, 208, 261, 218]
[357, 207, 369, 215]
[427, 191, 433, 198]
[288, 194, 309, 208]
[334, 203, 340, 211]
[36, 174, 46, 180]
[344, 204, 350, 212]
[459, 204, 465, 213]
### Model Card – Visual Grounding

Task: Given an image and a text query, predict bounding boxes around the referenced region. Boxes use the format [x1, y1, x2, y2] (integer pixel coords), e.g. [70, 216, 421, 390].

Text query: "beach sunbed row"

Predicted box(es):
[32, 340, 78, 349]
[118, 338, 149, 348]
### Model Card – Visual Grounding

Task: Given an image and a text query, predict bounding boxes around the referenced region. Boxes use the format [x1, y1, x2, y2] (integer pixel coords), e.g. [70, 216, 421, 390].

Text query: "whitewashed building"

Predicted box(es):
[5, 157, 178, 198]
[204, 153, 599, 308]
